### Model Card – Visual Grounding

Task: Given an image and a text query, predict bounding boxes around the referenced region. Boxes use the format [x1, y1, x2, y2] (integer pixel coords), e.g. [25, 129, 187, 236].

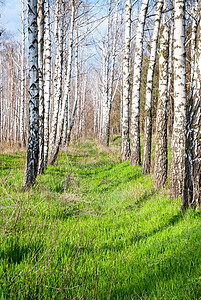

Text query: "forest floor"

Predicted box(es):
[0, 138, 201, 299]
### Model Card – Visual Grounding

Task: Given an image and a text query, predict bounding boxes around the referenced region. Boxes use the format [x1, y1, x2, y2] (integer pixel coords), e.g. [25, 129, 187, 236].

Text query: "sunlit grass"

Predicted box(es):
[0, 138, 201, 299]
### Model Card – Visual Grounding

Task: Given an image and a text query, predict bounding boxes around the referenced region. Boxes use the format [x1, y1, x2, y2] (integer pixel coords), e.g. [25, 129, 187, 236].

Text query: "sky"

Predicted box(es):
[1, 0, 21, 37]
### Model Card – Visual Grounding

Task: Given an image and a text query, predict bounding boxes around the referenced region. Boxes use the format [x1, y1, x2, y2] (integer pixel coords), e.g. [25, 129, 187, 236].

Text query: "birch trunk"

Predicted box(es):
[23, 0, 39, 187]
[192, 29, 201, 205]
[170, 0, 187, 199]
[66, 27, 79, 146]
[20, 0, 26, 147]
[38, 0, 44, 174]
[142, 0, 164, 174]
[101, 0, 118, 147]
[43, 0, 51, 169]
[154, 21, 169, 188]
[191, 0, 198, 83]
[101, 2, 111, 147]
[181, 1, 199, 208]
[121, 0, 131, 161]
[48, 0, 75, 165]
[167, 20, 174, 137]
[48, 0, 63, 158]
[183, 4, 201, 207]
[130, 0, 149, 166]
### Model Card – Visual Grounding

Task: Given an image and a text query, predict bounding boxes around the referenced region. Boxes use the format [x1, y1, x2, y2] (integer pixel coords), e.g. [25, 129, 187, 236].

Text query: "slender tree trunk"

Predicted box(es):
[130, 0, 149, 166]
[101, 2, 111, 147]
[192, 35, 201, 205]
[167, 20, 174, 137]
[20, 0, 26, 147]
[182, 3, 201, 208]
[48, 0, 64, 158]
[66, 26, 79, 146]
[48, 0, 75, 165]
[23, 0, 39, 187]
[43, 0, 51, 169]
[121, 0, 131, 161]
[154, 21, 169, 188]
[142, 0, 164, 174]
[181, 1, 199, 209]
[38, 0, 44, 174]
[191, 0, 198, 83]
[170, 0, 187, 199]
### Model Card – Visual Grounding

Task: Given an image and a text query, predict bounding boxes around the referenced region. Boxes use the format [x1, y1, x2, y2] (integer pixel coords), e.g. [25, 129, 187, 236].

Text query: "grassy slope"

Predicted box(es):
[0, 139, 201, 299]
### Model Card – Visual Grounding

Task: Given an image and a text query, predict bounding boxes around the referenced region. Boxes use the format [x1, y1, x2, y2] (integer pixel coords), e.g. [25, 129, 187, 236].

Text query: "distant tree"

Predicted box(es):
[20, 0, 26, 147]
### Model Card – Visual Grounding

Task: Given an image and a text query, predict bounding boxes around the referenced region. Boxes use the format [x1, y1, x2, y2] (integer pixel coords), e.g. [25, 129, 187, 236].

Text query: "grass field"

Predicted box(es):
[0, 139, 201, 299]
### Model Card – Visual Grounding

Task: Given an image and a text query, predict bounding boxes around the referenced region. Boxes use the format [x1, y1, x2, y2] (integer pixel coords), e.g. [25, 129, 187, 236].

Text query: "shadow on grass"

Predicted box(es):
[1, 242, 44, 264]
[108, 228, 201, 299]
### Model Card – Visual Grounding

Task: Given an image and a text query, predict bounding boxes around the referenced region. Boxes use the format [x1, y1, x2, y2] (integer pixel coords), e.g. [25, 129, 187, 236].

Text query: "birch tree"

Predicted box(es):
[167, 20, 174, 137]
[192, 27, 201, 205]
[20, 0, 26, 147]
[23, 0, 39, 187]
[130, 0, 149, 166]
[38, 0, 44, 174]
[43, 0, 51, 169]
[142, 0, 164, 174]
[121, 0, 131, 161]
[154, 19, 169, 188]
[66, 25, 79, 146]
[49, 0, 75, 165]
[182, 1, 201, 208]
[101, 0, 119, 147]
[48, 0, 64, 158]
[169, 0, 187, 199]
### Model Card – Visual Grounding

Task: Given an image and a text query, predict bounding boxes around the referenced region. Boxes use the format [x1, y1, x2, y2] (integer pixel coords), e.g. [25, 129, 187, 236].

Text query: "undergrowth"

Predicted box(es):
[0, 138, 201, 299]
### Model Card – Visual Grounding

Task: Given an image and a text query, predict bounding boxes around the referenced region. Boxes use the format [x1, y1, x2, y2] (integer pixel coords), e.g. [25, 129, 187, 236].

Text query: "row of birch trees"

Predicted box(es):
[120, 0, 200, 207]
[0, 0, 200, 207]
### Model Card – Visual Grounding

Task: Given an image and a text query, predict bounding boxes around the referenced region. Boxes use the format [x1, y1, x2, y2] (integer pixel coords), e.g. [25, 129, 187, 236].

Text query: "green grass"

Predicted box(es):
[0, 139, 201, 299]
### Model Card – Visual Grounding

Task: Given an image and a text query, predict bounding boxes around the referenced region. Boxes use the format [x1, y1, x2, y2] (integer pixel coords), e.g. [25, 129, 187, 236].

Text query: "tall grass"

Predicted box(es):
[0, 139, 201, 299]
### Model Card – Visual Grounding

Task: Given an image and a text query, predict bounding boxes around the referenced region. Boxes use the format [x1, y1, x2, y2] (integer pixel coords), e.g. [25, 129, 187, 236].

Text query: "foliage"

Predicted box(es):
[0, 139, 201, 299]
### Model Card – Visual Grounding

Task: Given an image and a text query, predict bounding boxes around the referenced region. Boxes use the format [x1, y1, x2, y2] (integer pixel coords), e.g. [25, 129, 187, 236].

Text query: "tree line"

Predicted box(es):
[0, 0, 200, 208]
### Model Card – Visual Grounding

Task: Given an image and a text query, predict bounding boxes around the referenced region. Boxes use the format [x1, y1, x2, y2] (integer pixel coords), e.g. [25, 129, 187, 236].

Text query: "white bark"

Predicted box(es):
[101, 0, 119, 147]
[66, 26, 79, 146]
[154, 20, 169, 188]
[49, 0, 64, 157]
[191, 3, 201, 206]
[20, 0, 26, 147]
[38, 0, 44, 174]
[170, 0, 187, 199]
[121, 0, 131, 161]
[142, 0, 164, 174]
[23, 0, 39, 187]
[167, 20, 174, 137]
[191, 0, 198, 84]
[49, 0, 75, 165]
[43, 0, 51, 169]
[130, 0, 149, 166]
